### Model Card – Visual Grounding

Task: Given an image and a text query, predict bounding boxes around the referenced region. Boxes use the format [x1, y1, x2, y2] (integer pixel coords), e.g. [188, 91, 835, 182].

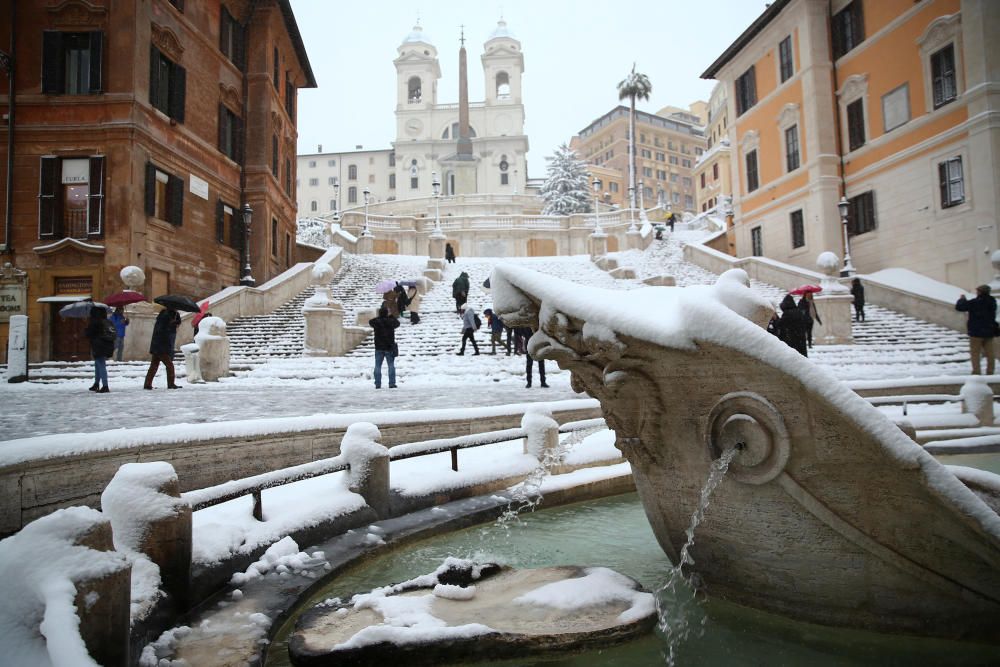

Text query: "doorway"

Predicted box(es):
[50, 303, 89, 361]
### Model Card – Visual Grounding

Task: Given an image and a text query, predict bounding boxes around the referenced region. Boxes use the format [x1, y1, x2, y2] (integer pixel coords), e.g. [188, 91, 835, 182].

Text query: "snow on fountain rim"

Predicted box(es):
[491, 264, 1000, 541]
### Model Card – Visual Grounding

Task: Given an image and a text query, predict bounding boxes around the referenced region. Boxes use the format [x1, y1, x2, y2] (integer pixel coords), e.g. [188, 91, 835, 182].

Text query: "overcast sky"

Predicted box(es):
[291, 0, 770, 177]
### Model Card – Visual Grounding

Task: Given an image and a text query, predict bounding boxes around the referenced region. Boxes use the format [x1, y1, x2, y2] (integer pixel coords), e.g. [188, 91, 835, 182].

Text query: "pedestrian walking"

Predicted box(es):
[144, 306, 181, 389]
[457, 305, 480, 355]
[85, 306, 115, 393]
[798, 292, 822, 348]
[394, 283, 410, 318]
[850, 278, 866, 322]
[776, 295, 809, 357]
[382, 288, 400, 318]
[484, 308, 506, 354]
[518, 326, 548, 387]
[445, 243, 456, 263]
[369, 305, 399, 388]
[110, 306, 129, 361]
[956, 285, 998, 375]
[452, 271, 470, 314]
[406, 286, 421, 324]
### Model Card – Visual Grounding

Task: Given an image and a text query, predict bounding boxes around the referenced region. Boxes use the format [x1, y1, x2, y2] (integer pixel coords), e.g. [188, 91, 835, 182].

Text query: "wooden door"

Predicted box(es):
[50, 304, 89, 361]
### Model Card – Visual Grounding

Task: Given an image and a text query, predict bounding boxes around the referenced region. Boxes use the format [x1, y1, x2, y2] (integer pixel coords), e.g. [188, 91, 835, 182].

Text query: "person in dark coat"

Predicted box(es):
[518, 326, 548, 387]
[452, 271, 470, 314]
[394, 283, 410, 317]
[776, 295, 809, 357]
[144, 306, 181, 389]
[369, 305, 400, 388]
[850, 278, 866, 322]
[484, 308, 507, 354]
[84, 306, 114, 393]
[956, 285, 998, 375]
[798, 292, 822, 348]
[445, 243, 456, 263]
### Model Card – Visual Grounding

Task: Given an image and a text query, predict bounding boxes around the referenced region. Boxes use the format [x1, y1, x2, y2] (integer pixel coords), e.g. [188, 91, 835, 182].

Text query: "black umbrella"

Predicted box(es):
[154, 294, 200, 313]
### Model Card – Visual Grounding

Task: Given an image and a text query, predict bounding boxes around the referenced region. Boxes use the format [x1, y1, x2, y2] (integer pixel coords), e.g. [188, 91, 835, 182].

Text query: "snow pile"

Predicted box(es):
[513, 566, 654, 623]
[102, 462, 189, 619]
[0, 507, 129, 667]
[138, 625, 191, 667]
[960, 377, 994, 421]
[229, 536, 327, 585]
[340, 422, 388, 480]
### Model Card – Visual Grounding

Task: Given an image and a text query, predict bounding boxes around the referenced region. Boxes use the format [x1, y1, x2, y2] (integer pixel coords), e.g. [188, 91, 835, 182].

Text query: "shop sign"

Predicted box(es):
[54, 277, 93, 295]
[0, 284, 25, 323]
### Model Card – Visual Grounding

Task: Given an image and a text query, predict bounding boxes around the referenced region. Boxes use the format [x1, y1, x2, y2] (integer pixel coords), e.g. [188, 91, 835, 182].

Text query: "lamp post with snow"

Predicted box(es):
[332, 178, 340, 215]
[513, 168, 519, 195]
[838, 196, 856, 277]
[592, 177, 604, 234]
[431, 172, 442, 234]
[362, 187, 372, 237]
[240, 203, 255, 287]
[627, 185, 636, 226]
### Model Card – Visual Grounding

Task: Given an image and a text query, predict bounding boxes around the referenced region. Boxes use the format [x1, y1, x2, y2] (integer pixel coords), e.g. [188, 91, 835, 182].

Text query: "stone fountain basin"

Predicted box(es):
[288, 564, 656, 666]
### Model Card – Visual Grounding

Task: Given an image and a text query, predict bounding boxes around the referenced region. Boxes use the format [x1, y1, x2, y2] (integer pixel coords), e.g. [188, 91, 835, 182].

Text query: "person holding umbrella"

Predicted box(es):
[144, 305, 182, 389]
[84, 305, 116, 393]
[110, 307, 129, 361]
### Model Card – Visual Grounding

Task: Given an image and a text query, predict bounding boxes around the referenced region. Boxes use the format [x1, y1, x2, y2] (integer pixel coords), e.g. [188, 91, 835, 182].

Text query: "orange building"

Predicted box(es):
[693, 82, 732, 215]
[702, 0, 1000, 288]
[0, 0, 315, 361]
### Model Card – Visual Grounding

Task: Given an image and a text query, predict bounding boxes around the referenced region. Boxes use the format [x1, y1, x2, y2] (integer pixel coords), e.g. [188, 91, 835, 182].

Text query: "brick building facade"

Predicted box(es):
[0, 0, 315, 361]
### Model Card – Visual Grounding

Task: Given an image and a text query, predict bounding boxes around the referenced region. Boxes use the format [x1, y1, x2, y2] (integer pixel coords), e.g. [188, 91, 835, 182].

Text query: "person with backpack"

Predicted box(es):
[457, 304, 480, 355]
[110, 306, 129, 361]
[84, 305, 115, 393]
[452, 271, 470, 315]
[369, 305, 400, 388]
[144, 306, 182, 389]
[483, 308, 506, 354]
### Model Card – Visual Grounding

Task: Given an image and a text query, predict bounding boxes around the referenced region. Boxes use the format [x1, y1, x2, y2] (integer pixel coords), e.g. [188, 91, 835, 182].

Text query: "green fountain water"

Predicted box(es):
[266, 492, 995, 666]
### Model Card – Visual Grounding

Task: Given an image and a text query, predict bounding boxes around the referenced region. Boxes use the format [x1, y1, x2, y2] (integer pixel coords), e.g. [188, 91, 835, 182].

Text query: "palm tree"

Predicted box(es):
[617, 64, 652, 212]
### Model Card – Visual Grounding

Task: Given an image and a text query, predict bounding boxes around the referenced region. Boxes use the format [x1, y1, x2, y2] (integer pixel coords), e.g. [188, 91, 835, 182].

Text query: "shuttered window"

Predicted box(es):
[219, 6, 245, 68]
[745, 150, 759, 193]
[847, 191, 876, 235]
[218, 104, 242, 161]
[145, 163, 184, 226]
[149, 46, 186, 122]
[938, 157, 964, 209]
[42, 31, 103, 95]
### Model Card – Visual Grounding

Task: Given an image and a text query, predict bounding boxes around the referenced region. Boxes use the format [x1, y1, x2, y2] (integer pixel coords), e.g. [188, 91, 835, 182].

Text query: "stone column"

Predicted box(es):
[303, 264, 347, 356]
[589, 230, 608, 261]
[340, 422, 390, 519]
[626, 227, 642, 251]
[195, 317, 231, 380]
[814, 251, 854, 345]
[428, 229, 447, 261]
[357, 231, 375, 255]
[119, 266, 153, 361]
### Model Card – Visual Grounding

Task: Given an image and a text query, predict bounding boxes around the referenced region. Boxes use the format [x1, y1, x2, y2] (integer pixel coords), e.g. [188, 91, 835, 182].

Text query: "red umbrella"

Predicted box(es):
[790, 284, 822, 296]
[192, 300, 211, 330]
[104, 291, 147, 308]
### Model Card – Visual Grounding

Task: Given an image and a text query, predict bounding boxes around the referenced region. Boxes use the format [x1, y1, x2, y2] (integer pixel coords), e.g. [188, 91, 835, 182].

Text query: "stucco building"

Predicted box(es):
[572, 104, 707, 213]
[0, 0, 315, 361]
[702, 0, 1000, 287]
[694, 82, 733, 215]
[296, 146, 395, 216]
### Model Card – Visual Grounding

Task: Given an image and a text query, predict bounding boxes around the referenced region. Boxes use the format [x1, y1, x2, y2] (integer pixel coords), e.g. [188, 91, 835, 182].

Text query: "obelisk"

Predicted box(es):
[441, 25, 478, 194]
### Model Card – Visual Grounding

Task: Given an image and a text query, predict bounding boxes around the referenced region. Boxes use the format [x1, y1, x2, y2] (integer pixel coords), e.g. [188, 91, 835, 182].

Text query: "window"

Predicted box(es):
[790, 209, 805, 249]
[656, 152, 665, 162]
[700, 173, 706, 188]
[150, 46, 186, 122]
[779, 35, 794, 83]
[641, 149, 652, 159]
[328, 177, 336, 185]
[219, 6, 244, 67]
[643, 167, 653, 178]
[389, 173, 396, 189]
[745, 150, 759, 192]
[785, 125, 800, 172]
[271, 218, 278, 256]
[640, 133, 646, 144]
[284, 158, 291, 194]
[846, 99, 866, 151]
[496, 71, 511, 99]
[832, 1, 864, 60]
[218, 105, 242, 161]
[271, 136, 279, 176]
[348, 165, 358, 180]
[286, 232, 292, 268]
[751, 226, 762, 256]
[682, 177, 692, 188]
[389, 153, 396, 167]
[284, 77, 295, 117]
[670, 173, 678, 183]
[646, 187, 655, 200]
[328, 159, 336, 167]
[931, 45, 957, 109]
[368, 174, 375, 184]
[216, 200, 240, 249]
[310, 200, 317, 212]
[273, 46, 279, 87]
[684, 195, 693, 209]
[308, 160, 316, 168]
[938, 156, 965, 208]
[42, 31, 103, 95]
[682, 159, 691, 169]
[144, 163, 183, 226]
[657, 170, 667, 180]
[329, 199, 335, 210]
[308, 178, 318, 186]
[408, 76, 422, 103]
[348, 186, 357, 204]
[410, 159, 418, 189]
[669, 156, 678, 165]
[712, 164, 719, 179]
[735, 66, 757, 116]
[847, 191, 877, 235]
[38, 156, 105, 239]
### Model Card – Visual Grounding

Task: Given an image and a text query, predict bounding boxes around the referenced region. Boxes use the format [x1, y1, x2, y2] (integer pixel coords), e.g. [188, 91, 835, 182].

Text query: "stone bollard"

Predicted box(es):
[303, 264, 346, 356]
[195, 316, 231, 380]
[124, 300, 158, 362]
[181, 342, 204, 383]
[521, 406, 560, 460]
[340, 422, 390, 519]
[814, 251, 854, 345]
[357, 231, 375, 255]
[626, 228, 642, 251]
[102, 462, 192, 605]
[960, 377, 995, 425]
[428, 230, 447, 261]
[5, 314, 28, 383]
[589, 231, 608, 261]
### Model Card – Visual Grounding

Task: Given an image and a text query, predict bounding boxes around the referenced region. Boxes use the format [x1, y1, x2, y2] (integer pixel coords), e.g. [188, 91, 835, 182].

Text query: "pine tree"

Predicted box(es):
[540, 144, 593, 216]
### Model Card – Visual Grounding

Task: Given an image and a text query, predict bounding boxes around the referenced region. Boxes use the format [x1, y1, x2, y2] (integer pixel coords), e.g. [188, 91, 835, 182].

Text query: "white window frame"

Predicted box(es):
[776, 103, 801, 174]
[931, 145, 971, 216]
[917, 13, 964, 114]
[740, 129, 760, 194]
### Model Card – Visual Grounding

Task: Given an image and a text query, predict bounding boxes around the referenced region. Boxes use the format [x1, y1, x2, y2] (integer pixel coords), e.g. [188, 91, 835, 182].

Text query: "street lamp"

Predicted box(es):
[627, 185, 636, 226]
[513, 168, 519, 195]
[240, 202, 255, 287]
[636, 179, 646, 226]
[362, 187, 372, 237]
[838, 196, 856, 276]
[592, 177, 604, 234]
[431, 171, 442, 233]
[332, 178, 340, 214]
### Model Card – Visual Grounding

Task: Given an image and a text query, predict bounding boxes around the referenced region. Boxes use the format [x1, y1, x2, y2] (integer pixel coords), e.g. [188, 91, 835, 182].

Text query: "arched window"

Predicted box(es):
[499, 155, 510, 186]
[348, 164, 357, 180]
[410, 159, 419, 189]
[496, 71, 510, 99]
[442, 123, 477, 139]
[348, 186, 357, 203]
[407, 76, 422, 103]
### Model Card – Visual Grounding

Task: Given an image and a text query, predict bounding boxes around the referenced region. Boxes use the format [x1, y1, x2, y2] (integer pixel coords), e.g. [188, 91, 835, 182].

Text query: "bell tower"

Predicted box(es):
[394, 24, 440, 112]
[481, 19, 524, 106]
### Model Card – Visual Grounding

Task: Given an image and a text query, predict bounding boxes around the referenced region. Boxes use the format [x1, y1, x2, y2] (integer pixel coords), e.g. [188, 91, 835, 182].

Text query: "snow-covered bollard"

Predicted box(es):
[813, 251, 854, 345]
[522, 406, 559, 460]
[589, 229, 608, 261]
[303, 264, 347, 356]
[960, 377, 995, 426]
[195, 316, 230, 380]
[340, 422, 390, 519]
[5, 314, 28, 383]
[0, 507, 132, 666]
[181, 342, 204, 384]
[102, 462, 192, 604]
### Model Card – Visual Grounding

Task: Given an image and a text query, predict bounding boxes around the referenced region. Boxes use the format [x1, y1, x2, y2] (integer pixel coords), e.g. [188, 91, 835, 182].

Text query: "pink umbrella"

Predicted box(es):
[790, 284, 822, 296]
[192, 300, 211, 330]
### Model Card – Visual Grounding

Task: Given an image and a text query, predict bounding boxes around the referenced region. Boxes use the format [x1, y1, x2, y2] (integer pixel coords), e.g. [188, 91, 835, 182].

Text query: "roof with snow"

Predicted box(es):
[402, 24, 433, 45]
[487, 19, 518, 42]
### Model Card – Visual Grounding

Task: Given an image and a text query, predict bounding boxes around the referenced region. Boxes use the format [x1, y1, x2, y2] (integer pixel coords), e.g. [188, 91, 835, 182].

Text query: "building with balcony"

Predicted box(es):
[702, 0, 1000, 287]
[0, 0, 315, 361]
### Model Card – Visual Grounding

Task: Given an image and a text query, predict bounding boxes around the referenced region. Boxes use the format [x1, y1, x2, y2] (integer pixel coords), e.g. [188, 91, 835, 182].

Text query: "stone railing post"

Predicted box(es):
[521, 407, 560, 460]
[101, 462, 192, 605]
[814, 251, 854, 345]
[589, 230, 608, 266]
[357, 232, 375, 255]
[195, 316, 231, 381]
[626, 227, 642, 251]
[303, 264, 346, 356]
[960, 377, 995, 425]
[428, 229, 447, 261]
[340, 422, 390, 518]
